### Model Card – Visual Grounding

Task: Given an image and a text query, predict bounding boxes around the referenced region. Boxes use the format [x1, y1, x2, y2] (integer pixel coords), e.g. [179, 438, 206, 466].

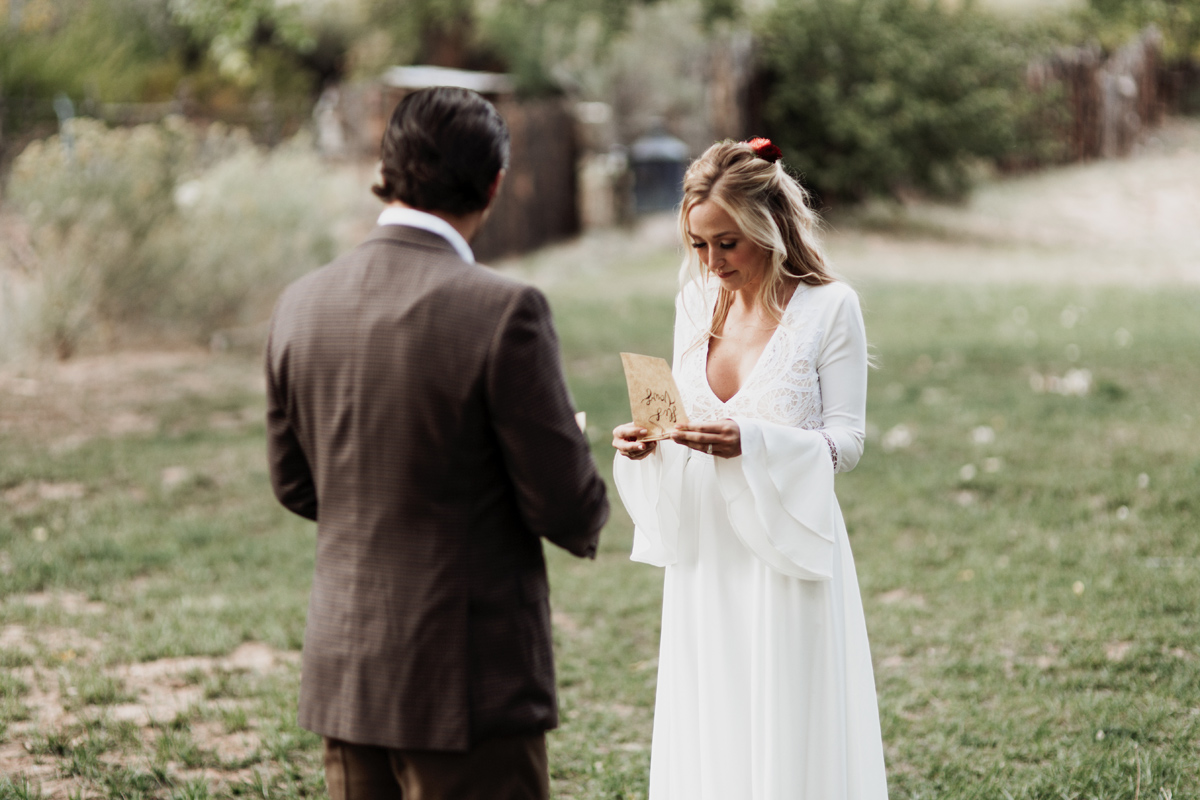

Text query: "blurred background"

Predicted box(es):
[1, 0, 1197, 358]
[1, 1, 1199, 798]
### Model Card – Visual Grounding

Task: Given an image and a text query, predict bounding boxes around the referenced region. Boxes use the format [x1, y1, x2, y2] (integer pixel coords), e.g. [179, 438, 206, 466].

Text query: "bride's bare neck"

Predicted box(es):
[726, 279, 798, 329]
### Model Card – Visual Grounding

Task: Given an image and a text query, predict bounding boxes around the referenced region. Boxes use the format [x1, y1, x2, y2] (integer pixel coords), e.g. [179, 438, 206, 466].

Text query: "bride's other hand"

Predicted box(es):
[671, 419, 741, 458]
[613, 423, 657, 460]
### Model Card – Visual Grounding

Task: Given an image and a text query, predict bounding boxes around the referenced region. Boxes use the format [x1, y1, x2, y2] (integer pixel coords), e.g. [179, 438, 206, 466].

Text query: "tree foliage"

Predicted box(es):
[358, 0, 739, 95]
[758, 0, 1049, 201]
[1083, 0, 1200, 62]
[167, 0, 315, 51]
[0, 0, 183, 104]
[0, 0, 341, 156]
[359, 0, 671, 94]
[0, 0, 342, 101]
[166, 0, 320, 85]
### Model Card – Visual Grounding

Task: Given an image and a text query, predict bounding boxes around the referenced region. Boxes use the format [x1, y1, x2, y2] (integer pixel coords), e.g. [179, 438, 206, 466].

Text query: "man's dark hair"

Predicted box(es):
[372, 87, 510, 216]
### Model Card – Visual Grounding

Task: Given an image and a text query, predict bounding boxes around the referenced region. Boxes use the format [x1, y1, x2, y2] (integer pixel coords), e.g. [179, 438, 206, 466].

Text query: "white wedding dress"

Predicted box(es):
[613, 278, 889, 800]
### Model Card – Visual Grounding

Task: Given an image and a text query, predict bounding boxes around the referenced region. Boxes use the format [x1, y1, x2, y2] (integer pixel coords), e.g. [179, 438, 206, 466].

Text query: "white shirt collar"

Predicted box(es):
[376, 206, 475, 264]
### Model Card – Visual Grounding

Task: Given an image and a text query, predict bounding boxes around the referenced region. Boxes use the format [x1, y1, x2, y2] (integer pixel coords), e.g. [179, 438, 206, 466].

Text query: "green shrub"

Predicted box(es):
[7, 118, 187, 355]
[146, 134, 342, 335]
[758, 0, 1057, 201]
[5, 118, 348, 357]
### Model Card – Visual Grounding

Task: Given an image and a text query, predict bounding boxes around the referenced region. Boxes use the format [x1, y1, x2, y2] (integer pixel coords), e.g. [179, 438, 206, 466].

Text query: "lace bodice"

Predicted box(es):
[675, 282, 826, 431]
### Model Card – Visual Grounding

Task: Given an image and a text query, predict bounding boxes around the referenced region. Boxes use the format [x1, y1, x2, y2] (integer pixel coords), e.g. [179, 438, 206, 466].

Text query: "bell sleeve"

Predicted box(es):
[613, 439, 689, 566]
[612, 287, 706, 567]
[713, 285, 868, 581]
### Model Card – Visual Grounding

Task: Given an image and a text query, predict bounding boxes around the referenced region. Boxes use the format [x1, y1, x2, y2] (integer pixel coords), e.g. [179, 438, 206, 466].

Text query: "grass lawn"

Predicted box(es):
[1, 242, 1198, 798]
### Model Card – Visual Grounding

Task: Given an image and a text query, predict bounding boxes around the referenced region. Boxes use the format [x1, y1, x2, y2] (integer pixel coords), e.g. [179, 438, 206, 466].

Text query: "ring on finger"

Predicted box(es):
[706, 443, 713, 455]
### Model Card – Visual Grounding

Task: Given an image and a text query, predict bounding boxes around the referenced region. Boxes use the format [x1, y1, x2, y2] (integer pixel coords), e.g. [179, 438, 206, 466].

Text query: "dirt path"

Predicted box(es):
[827, 118, 1200, 286]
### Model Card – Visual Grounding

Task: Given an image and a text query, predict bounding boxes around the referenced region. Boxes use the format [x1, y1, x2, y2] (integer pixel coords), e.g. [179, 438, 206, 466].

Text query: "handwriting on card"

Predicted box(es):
[621, 353, 689, 442]
[641, 389, 679, 424]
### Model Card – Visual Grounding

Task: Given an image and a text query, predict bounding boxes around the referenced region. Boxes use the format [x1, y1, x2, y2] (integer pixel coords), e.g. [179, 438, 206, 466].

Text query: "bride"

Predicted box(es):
[612, 139, 889, 799]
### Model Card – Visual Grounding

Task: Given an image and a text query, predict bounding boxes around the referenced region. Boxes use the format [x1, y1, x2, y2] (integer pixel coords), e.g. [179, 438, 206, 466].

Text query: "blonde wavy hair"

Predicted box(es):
[679, 140, 834, 345]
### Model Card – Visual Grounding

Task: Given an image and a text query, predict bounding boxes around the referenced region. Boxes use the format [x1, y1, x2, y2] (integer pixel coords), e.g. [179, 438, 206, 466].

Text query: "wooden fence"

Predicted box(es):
[1028, 27, 1164, 162]
[472, 97, 579, 262]
[1159, 61, 1200, 115]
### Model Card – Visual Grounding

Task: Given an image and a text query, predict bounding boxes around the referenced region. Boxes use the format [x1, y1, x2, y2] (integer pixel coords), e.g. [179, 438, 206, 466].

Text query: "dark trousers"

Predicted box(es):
[323, 734, 549, 800]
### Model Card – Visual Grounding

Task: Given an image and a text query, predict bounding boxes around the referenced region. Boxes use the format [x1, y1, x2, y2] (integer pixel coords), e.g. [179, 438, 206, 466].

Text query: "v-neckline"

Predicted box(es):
[703, 284, 805, 405]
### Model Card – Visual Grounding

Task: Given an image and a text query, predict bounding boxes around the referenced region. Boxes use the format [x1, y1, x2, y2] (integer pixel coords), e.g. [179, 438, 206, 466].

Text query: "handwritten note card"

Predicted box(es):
[620, 353, 689, 442]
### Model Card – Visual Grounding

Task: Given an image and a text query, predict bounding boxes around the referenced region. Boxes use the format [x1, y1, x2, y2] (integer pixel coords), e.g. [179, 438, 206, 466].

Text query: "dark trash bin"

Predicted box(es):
[631, 129, 688, 215]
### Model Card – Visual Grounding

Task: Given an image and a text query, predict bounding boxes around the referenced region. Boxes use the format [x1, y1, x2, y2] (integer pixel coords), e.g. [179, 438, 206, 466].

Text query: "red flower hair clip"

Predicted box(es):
[744, 137, 782, 164]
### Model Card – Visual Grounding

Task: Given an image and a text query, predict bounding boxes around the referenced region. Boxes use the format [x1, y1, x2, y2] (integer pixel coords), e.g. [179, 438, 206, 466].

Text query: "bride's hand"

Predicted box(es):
[670, 419, 741, 458]
[613, 422, 657, 460]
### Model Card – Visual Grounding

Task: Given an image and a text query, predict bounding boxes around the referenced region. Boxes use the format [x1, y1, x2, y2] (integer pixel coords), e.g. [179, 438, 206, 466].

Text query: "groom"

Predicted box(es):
[266, 87, 609, 800]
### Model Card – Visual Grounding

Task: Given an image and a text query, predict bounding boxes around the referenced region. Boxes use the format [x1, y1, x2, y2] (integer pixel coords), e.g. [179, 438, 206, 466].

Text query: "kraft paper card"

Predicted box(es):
[620, 353, 689, 442]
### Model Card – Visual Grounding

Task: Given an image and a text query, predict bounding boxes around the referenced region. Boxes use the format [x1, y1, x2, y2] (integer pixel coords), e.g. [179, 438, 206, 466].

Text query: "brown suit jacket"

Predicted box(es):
[266, 224, 608, 752]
